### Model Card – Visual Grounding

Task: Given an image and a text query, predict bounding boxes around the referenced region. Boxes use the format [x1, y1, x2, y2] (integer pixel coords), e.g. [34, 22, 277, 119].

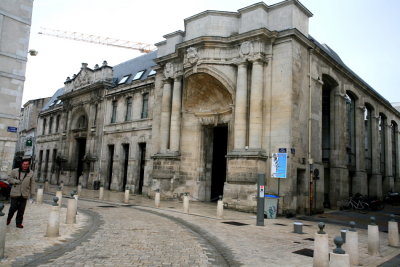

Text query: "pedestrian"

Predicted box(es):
[7, 159, 36, 228]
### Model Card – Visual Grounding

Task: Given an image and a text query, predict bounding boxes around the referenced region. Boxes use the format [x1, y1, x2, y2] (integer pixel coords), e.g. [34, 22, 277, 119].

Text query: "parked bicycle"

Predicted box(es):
[339, 194, 370, 213]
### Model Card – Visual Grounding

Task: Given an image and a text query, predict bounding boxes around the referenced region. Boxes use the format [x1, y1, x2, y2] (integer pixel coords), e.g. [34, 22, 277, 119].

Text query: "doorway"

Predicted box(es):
[122, 144, 129, 190]
[138, 143, 146, 194]
[76, 138, 86, 185]
[210, 126, 228, 201]
[107, 145, 114, 190]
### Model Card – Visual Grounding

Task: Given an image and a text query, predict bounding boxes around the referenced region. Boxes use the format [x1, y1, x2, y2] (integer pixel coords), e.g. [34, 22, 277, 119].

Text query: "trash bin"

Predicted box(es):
[264, 194, 280, 219]
[93, 180, 100, 190]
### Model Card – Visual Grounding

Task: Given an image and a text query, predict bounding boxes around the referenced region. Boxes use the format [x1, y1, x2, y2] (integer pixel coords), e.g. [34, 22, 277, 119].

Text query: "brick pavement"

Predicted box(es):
[0, 185, 399, 266]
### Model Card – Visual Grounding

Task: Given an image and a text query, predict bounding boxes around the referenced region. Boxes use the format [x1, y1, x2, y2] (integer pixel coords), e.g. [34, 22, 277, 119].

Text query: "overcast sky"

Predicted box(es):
[23, 0, 400, 105]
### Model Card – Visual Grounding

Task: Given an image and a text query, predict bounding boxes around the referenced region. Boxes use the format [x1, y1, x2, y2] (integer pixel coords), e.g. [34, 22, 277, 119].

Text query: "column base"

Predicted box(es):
[151, 153, 181, 195]
[370, 173, 383, 198]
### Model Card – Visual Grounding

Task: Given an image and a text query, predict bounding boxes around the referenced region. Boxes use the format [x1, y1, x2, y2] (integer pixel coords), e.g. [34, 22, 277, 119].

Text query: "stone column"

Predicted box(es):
[169, 76, 182, 152]
[159, 80, 172, 153]
[233, 62, 248, 150]
[354, 105, 367, 195]
[383, 123, 393, 193]
[370, 115, 382, 197]
[249, 59, 264, 149]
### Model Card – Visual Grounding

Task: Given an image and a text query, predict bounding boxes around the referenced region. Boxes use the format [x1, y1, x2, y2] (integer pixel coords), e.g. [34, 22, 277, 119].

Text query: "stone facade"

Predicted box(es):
[33, 0, 400, 215]
[0, 0, 33, 178]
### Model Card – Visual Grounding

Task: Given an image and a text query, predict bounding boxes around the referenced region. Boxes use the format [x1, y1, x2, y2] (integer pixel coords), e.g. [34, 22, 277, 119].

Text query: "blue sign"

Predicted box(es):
[271, 153, 288, 178]
[278, 148, 287, 153]
[7, 126, 17, 133]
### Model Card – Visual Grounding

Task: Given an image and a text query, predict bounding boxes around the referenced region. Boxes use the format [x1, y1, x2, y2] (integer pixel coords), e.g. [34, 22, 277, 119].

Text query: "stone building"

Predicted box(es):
[35, 0, 400, 214]
[0, 0, 34, 178]
[14, 97, 49, 167]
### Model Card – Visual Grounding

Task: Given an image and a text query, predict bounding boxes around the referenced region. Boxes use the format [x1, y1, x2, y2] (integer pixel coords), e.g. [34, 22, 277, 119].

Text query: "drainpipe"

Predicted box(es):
[308, 48, 314, 216]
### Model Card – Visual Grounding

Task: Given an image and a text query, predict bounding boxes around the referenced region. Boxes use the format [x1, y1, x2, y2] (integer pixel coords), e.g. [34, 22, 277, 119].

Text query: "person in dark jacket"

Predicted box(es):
[7, 159, 35, 228]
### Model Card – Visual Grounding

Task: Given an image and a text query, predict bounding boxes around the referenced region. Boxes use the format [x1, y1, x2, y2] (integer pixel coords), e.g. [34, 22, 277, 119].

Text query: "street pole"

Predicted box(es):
[257, 173, 265, 226]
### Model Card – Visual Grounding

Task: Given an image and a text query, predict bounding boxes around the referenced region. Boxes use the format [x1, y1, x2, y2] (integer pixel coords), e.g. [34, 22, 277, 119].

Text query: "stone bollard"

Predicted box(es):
[124, 185, 130, 204]
[388, 214, 399, 247]
[293, 222, 304, 234]
[36, 185, 44, 205]
[99, 185, 104, 200]
[60, 181, 64, 190]
[345, 221, 359, 266]
[44, 179, 49, 192]
[56, 187, 63, 208]
[217, 195, 224, 219]
[0, 203, 6, 259]
[313, 222, 329, 267]
[155, 189, 160, 208]
[77, 183, 82, 196]
[66, 193, 77, 224]
[183, 193, 189, 214]
[46, 197, 60, 237]
[368, 216, 380, 256]
[329, 236, 350, 267]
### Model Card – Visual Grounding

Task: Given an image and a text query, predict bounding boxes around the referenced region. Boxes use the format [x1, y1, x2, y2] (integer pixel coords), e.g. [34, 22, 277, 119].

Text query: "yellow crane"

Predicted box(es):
[38, 27, 155, 53]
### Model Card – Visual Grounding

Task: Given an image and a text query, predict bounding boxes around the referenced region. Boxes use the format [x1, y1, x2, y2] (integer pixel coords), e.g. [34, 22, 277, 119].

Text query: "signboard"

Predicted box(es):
[259, 185, 265, 198]
[26, 139, 32, 146]
[278, 148, 287, 153]
[7, 126, 17, 133]
[271, 153, 287, 178]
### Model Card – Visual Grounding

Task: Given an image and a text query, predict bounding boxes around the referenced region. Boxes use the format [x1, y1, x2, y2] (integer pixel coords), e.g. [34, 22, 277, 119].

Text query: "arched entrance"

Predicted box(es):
[183, 72, 233, 201]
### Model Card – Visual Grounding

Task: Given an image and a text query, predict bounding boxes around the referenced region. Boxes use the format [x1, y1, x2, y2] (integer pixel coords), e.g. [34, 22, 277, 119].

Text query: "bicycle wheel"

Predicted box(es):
[358, 202, 369, 214]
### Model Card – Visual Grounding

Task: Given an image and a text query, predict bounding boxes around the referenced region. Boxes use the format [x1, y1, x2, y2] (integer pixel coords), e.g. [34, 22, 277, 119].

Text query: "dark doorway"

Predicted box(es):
[76, 138, 86, 185]
[122, 144, 129, 190]
[210, 126, 228, 201]
[107, 145, 114, 190]
[138, 143, 146, 194]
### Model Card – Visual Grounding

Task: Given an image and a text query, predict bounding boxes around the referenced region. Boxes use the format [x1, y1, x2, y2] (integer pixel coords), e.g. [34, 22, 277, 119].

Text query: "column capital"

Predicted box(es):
[249, 53, 268, 64]
[232, 58, 248, 67]
[173, 72, 183, 81]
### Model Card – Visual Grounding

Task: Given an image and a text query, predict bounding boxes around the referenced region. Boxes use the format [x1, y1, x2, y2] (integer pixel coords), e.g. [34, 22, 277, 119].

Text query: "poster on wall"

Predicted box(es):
[271, 153, 287, 178]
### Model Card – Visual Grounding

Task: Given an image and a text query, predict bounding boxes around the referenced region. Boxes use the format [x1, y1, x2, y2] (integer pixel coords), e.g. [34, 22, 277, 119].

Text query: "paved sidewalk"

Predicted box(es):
[1, 184, 399, 266]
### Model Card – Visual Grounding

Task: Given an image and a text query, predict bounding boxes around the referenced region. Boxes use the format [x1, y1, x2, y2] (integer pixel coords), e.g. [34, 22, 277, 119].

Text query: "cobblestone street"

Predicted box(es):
[1, 185, 399, 266]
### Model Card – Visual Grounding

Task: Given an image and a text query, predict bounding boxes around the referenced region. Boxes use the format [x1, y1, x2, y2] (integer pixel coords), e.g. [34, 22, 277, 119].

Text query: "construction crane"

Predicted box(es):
[38, 27, 155, 53]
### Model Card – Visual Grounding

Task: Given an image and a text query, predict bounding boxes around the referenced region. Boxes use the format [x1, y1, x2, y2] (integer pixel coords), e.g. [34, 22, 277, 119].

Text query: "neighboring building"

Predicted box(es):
[14, 97, 50, 168]
[0, 0, 34, 178]
[34, 0, 400, 215]
[392, 102, 400, 112]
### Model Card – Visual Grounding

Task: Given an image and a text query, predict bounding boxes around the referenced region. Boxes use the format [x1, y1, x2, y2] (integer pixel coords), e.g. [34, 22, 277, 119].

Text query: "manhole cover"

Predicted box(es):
[97, 205, 118, 208]
[123, 204, 136, 207]
[292, 248, 314, 257]
[222, 221, 249, 226]
[304, 238, 314, 241]
[273, 223, 288, 226]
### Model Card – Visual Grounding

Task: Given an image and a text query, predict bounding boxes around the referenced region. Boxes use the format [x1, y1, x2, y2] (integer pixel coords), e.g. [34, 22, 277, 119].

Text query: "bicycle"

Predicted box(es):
[340, 195, 369, 213]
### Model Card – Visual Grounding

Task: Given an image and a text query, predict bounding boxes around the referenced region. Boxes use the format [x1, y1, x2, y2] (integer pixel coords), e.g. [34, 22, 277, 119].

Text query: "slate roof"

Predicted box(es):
[112, 50, 157, 85]
[41, 87, 65, 112]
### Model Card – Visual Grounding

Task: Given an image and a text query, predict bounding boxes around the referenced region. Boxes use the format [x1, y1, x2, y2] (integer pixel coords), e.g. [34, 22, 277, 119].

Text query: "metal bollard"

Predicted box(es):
[344, 221, 359, 266]
[99, 185, 104, 200]
[217, 195, 224, 219]
[66, 193, 77, 224]
[56, 187, 63, 208]
[340, 229, 347, 243]
[0, 203, 6, 259]
[155, 189, 160, 208]
[36, 185, 44, 204]
[77, 183, 82, 196]
[183, 193, 189, 214]
[329, 236, 350, 267]
[313, 222, 328, 267]
[293, 222, 303, 234]
[368, 216, 380, 256]
[124, 185, 130, 204]
[388, 214, 399, 247]
[46, 197, 60, 237]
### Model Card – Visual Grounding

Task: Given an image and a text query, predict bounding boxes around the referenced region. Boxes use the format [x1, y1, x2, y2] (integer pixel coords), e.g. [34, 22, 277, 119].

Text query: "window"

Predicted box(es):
[42, 118, 47, 135]
[379, 114, 386, 175]
[125, 97, 132, 121]
[118, 75, 130, 85]
[111, 100, 117, 123]
[56, 115, 60, 132]
[132, 70, 145, 81]
[141, 93, 149, 119]
[148, 69, 156, 76]
[77, 115, 87, 129]
[56, 99, 62, 105]
[49, 117, 53, 134]
[391, 121, 398, 178]
[93, 104, 98, 126]
[345, 93, 356, 166]
[364, 105, 373, 171]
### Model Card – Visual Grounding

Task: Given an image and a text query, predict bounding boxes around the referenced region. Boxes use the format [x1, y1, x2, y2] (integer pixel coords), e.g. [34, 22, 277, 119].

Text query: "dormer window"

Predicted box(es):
[132, 70, 145, 81]
[118, 75, 130, 84]
[148, 69, 156, 76]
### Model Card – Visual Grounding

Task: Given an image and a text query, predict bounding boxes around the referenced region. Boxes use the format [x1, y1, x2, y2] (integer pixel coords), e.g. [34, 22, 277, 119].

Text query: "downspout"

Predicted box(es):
[308, 48, 314, 216]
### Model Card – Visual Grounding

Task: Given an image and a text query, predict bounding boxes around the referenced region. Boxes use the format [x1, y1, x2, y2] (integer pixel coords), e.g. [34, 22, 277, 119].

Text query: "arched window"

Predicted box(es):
[379, 113, 387, 175]
[392, 121, 398, 179]
[345, 93, 356, 167]
[76, 115, 87, 129]
[364, 104, 373, 172]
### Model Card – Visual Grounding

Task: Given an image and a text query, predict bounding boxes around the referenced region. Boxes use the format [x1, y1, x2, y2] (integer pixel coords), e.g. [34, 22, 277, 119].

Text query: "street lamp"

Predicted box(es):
[28, 49, 38, 56]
